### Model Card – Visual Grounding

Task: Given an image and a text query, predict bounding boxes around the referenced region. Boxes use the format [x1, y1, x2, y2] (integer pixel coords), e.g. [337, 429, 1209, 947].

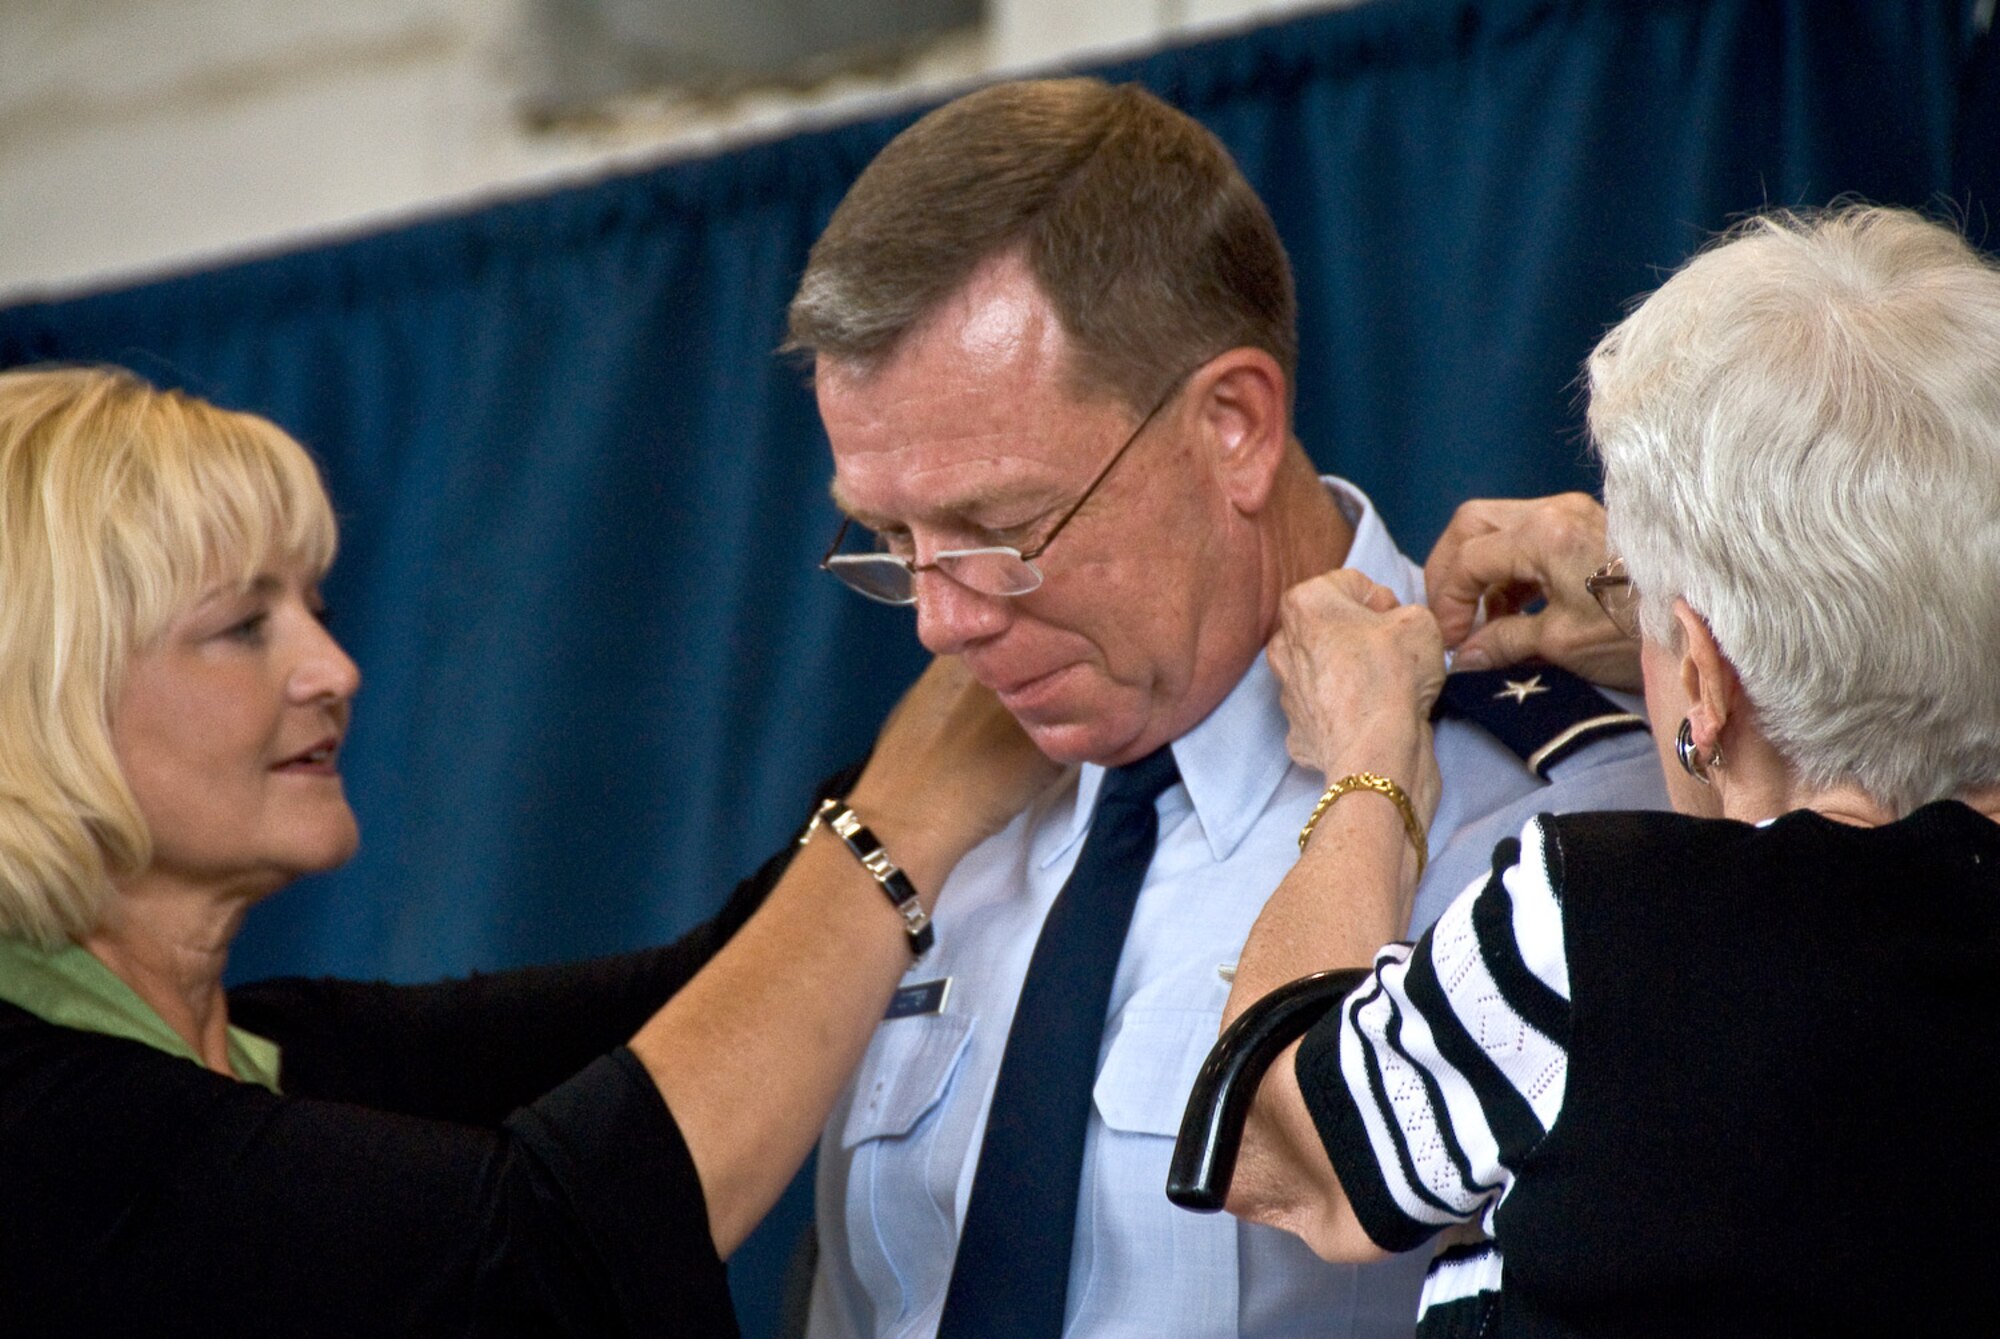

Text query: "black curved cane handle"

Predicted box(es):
[1165, 967, 1371, 1213]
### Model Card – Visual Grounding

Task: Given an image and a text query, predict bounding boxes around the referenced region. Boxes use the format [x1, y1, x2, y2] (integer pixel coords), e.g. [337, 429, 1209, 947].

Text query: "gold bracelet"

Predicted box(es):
[1297, 772, 1428, 879]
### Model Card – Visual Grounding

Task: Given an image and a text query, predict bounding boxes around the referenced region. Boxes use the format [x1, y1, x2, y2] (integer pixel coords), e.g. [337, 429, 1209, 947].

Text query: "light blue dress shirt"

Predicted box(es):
[807, 480, 1668, 1339]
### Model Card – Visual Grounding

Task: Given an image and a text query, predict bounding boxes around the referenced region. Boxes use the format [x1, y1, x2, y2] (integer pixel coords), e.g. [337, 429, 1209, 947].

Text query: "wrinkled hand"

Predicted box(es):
[846, 656, 1061, 889]
[1423, 493, 1642, 692]
[1269, 569, 1445, 826]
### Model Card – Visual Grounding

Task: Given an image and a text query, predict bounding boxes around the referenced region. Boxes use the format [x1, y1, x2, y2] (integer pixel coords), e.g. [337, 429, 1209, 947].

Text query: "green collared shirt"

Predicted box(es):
[0, 935, 282, 1093]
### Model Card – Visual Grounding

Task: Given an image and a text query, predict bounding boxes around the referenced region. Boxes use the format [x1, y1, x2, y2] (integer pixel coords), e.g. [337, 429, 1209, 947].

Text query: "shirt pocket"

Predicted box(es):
[1079, 1006, 1240, 1335]
[1092, 1006, 1222, 1136]
[835, 1012, 979, 1329]
[839, 1011, 977, 1150]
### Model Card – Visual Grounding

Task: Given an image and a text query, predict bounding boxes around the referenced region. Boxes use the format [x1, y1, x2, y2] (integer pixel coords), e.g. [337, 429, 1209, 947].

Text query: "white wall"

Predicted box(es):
[0, 0, 1364, 302]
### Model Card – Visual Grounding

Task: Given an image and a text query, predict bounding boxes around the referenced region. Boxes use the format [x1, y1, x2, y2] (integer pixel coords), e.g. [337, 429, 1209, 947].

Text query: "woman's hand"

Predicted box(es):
[846, 656, 1061, 893]
[1269, 569, 1444, 826]
[1423, 493, 1643, 692]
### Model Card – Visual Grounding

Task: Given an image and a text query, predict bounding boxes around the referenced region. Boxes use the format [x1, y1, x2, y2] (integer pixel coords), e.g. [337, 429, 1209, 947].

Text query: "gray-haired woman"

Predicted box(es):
[1215, 206, 2000, 1336]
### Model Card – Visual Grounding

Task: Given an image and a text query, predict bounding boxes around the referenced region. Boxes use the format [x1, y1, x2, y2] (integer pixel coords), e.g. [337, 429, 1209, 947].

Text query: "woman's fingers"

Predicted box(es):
[1269, 571, 1446, 777]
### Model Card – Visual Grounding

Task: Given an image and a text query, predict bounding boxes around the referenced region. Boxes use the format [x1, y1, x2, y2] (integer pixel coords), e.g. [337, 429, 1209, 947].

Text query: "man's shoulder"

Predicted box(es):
[1433, 664, 1648, 780]
[1416, 672, 1667, 927]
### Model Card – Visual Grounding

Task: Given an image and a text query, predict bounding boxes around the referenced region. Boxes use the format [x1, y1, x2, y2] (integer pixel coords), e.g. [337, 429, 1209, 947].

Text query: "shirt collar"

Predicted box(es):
[1034, 476, 1410, 868]
[0, 934, 282, 1093]
[1328, 475, 1423, 604]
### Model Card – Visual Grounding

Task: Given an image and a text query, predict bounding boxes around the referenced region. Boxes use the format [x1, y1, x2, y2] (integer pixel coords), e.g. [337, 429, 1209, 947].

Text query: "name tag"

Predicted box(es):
[886, 977, 952, 1019]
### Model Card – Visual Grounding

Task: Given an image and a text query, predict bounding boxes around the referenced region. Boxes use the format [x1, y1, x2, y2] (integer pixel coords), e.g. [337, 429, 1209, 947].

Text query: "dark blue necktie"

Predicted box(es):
[936, 745, 1181, 1337]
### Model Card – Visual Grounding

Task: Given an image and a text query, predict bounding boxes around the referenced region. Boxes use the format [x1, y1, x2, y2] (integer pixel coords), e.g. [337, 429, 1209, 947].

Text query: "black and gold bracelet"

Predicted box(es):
[801, 797, 935, 958]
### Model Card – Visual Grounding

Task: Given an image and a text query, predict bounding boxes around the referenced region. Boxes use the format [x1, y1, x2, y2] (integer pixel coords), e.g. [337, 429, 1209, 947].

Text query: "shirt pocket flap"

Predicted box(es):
[1091, 1008, 1222, 1138]
[839, 1011, 977, 1150]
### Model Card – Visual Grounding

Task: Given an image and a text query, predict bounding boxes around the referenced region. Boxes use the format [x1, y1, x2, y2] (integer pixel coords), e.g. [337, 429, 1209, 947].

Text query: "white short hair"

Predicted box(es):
[1588, 206, 2000, 814]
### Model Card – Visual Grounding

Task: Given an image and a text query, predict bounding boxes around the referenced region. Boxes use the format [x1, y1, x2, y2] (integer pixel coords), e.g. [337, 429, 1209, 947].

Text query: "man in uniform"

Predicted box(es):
[786, 77, 1667, 1338]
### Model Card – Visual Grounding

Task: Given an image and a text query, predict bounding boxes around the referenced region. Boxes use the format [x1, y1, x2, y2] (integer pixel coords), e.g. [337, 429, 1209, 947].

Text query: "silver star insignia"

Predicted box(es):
[1494, 674, 1549, 705]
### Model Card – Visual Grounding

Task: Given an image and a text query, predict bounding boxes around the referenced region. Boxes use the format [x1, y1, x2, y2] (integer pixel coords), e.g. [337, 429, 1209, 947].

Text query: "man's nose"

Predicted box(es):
[913, 568, 1012, 655]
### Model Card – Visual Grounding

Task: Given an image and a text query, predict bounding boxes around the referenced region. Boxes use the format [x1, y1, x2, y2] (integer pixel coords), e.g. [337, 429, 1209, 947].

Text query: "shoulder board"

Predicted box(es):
[1431, 664, 1646, 780]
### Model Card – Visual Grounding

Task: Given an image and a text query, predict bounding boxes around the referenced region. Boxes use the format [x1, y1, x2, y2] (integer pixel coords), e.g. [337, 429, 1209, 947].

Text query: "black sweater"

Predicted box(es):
[1298, 801, 2000, 1337]
[0, 840, 796, 1337]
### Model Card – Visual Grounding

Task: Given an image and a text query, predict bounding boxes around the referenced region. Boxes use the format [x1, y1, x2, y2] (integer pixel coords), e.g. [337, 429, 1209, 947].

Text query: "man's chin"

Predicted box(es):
[1020, 714, 1150, 769]
[996, 670, 1161, 766]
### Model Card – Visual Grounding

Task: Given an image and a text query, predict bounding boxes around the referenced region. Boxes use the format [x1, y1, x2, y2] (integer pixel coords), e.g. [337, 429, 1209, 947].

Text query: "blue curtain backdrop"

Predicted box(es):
[3, 0, 1995, 1331]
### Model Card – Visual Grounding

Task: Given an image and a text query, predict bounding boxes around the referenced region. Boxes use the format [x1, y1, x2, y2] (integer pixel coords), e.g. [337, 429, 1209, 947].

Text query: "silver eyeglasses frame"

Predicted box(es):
[819, 367, 1195, 607]
[1584, 556, 1640, 639]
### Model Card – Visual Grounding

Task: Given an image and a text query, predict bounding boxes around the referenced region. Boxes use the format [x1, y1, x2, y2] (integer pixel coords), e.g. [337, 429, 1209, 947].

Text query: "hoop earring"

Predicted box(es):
[1675, 717, 1713, 785]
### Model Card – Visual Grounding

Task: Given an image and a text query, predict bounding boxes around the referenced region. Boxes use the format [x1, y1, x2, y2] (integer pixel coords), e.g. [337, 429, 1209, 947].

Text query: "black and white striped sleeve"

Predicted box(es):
[1293, 815, 1573, 1253]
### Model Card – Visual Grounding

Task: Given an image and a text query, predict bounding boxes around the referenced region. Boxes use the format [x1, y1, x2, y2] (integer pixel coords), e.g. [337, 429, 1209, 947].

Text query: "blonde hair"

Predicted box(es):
[0, 366, 338, 946]
[1588, 206, 2000, 813]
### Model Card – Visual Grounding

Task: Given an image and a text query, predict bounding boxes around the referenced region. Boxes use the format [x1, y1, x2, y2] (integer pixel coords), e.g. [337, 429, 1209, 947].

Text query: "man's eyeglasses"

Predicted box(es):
[819, 371, 1190, 607]
[1585, 557, 1640, 638]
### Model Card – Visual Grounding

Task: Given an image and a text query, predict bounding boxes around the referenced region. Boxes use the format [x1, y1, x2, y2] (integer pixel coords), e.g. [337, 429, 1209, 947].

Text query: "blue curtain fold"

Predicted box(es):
[4, 1, 1995, 1329]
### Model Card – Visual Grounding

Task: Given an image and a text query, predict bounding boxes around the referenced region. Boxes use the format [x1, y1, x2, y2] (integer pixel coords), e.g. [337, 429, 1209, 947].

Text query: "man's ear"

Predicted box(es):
[1188, 347, 1289, 514]
[1672, 599, 1743, 757]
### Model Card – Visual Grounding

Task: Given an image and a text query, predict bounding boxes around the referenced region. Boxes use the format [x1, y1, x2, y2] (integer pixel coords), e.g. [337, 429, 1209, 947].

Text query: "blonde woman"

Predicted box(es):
[0, 365, 1053, 1335]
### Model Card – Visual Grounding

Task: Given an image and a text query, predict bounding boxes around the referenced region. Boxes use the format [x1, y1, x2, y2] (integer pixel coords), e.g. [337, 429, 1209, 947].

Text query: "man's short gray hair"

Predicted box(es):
[1588, 205, 2000, 814]
[785, 78, 1296, 414]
